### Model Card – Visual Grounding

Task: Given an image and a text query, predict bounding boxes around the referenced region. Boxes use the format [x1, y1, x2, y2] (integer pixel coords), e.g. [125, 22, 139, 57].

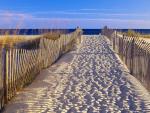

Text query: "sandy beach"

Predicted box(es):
[4, 35, 150, 113]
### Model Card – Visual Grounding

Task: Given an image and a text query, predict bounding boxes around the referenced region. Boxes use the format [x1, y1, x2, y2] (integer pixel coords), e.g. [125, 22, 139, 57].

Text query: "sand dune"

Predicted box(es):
[4, 35, 150, 113]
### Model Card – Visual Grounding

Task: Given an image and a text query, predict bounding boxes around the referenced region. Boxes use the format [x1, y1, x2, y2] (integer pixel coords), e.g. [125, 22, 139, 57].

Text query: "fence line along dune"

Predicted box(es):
[103, 27, 150, 91]
[0, 29, 68, 46]
[0, 29, 83, 111]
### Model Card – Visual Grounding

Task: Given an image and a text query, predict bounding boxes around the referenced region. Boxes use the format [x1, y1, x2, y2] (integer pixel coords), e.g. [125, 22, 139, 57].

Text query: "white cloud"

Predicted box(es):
[0, 10, 33, 19]
[0, 10, 150, 28]
[80, 9, 99, 11]
[30, 10, 150, 17]
[80, 8, 127, 11]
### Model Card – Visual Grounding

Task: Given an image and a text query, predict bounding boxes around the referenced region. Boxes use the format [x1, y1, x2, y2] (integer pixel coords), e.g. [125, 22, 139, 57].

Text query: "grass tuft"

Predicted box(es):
[42, 30, 66, 40]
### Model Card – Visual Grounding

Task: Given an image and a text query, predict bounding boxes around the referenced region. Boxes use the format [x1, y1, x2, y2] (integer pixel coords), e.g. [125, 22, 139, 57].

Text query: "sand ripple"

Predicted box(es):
[4, 35, 150, 113]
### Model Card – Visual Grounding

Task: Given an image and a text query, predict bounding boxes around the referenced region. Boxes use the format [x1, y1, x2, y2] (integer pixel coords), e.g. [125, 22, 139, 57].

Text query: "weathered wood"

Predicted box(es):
[0, 29, 82, 110]
[108, 31, 150, 91]
[2, 48, 6, 106]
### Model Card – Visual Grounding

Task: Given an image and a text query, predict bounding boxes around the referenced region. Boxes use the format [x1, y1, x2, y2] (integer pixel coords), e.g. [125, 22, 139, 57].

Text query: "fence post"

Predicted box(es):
[2, 47, 7, 104]
[113, 31, 117, 50]
[146, 54, 150, 90]
[130, 38, 135, 75]
[122, 34, 125, 60]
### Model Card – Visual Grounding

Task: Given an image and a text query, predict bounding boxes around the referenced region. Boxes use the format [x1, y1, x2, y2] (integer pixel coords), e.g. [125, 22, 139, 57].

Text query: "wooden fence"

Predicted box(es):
[0, 29, 82, 111]
[106, 31, 150, 91]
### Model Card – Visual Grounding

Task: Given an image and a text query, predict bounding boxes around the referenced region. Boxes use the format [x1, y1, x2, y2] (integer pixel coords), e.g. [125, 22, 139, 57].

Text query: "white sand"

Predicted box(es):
[4, 35, 150, 113]
[142, 38, 150, 43]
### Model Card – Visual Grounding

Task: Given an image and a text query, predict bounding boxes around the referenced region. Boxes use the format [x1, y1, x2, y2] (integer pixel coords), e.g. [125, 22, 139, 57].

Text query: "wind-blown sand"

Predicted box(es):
[4, 35, 150, 113]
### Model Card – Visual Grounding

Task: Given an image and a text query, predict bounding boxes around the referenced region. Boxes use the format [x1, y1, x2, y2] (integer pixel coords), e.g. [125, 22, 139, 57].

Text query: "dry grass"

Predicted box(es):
[123, 29, 140, 37]
[0, 30, 66, 47]
[140, 35, 150, 39]
[42, 30, 65, 40]
[42, 33, 60, 40]
[0, 35, 40, 47]
[0, 33, 61, 47]
[122, 29, 150, 39]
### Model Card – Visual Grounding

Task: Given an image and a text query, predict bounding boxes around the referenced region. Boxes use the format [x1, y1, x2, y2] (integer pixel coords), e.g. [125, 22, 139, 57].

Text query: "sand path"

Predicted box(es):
[4, 35, 150, 113]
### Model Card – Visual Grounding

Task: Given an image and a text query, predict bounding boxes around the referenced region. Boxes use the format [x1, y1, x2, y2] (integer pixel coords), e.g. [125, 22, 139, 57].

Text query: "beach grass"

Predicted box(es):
[42, 30, 67, 40]
[0, 35, 41, 47]
[42, 32, 61, 41]
[0, 30, 66, 47]
[122, 29, 150, 39]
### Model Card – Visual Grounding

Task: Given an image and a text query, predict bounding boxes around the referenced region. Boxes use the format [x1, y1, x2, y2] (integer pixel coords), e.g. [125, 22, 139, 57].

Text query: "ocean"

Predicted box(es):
[0, 29, 101, 35]
[0, 29, 150, 35]
[116, 29, 150, 35]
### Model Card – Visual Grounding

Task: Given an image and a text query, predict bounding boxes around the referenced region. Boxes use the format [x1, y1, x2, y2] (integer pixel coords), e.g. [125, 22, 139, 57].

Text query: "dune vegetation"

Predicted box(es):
[123, 29, 150, 39]
[42, 31, 64, 41]
[0, 35, 40, 47]
[0, 30, 66, 47]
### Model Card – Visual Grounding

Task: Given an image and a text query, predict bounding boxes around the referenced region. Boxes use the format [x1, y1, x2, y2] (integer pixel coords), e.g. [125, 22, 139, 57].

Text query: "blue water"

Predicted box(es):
[116, 29, 150, 35]
[0, 29, 150, 35]
[0, 29, 101, 35]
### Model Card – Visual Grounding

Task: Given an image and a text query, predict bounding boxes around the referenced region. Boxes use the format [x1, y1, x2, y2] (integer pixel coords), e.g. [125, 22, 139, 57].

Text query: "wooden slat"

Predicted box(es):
[114, 32, 150, 91]
[6, 50, 9, 101]
[0, 30, 82, 111]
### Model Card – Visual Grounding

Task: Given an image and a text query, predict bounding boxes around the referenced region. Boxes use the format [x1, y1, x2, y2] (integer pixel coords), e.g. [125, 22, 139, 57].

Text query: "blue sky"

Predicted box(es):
[0, 0, 150, 28]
